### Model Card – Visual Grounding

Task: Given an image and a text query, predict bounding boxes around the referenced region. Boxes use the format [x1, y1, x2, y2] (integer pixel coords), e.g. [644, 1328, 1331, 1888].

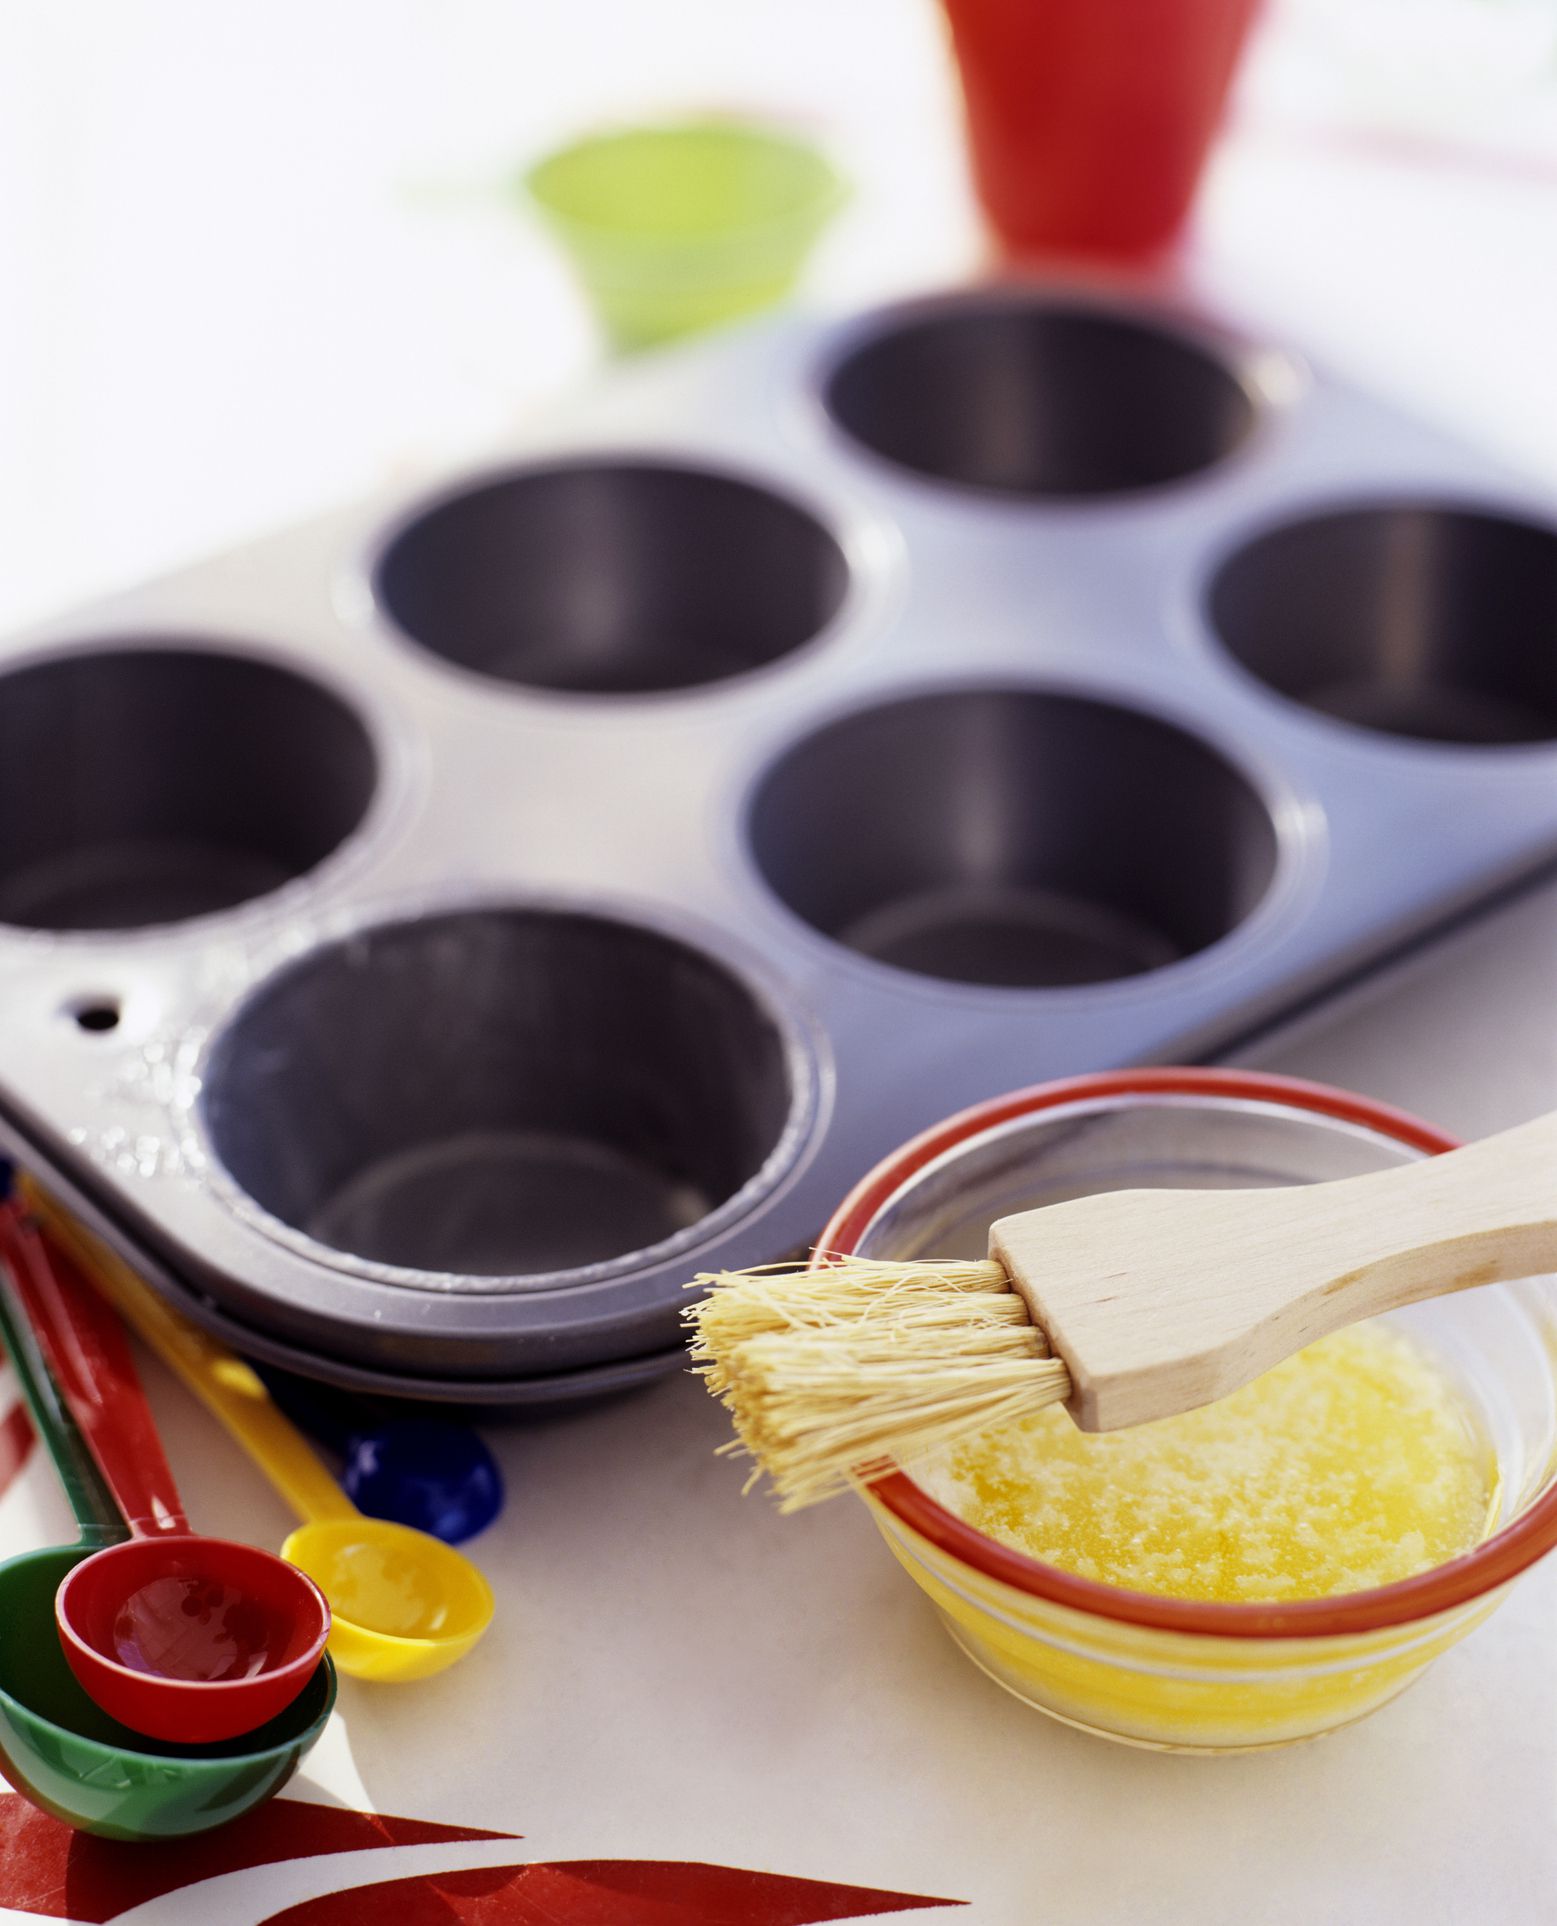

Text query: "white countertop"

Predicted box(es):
[0, 3, 1555, 1919]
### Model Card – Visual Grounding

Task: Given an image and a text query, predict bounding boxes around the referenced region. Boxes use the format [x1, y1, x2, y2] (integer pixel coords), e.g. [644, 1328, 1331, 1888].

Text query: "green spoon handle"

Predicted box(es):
[0, 1202, 124, 1549]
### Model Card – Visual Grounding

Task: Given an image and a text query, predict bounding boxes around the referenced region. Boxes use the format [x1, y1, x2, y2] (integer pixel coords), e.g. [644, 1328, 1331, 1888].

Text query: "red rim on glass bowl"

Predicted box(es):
[816, 1067, 1557, 1644]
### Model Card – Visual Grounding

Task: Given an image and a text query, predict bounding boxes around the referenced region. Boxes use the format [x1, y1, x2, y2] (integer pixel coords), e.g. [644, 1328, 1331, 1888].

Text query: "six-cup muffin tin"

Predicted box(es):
[1, 282, 1555, 1404]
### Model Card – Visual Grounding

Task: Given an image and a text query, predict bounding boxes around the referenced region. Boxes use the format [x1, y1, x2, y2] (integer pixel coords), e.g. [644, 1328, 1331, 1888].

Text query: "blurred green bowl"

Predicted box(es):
[524, 119, 846, 351]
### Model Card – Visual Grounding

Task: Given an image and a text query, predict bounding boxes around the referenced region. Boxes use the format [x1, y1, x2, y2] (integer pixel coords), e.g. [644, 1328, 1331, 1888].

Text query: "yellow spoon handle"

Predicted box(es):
[20, 1180, 358, 1528]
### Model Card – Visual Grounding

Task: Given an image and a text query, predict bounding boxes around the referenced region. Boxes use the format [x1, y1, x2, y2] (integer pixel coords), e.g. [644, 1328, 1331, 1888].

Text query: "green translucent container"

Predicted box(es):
[525, 120, 846, 351]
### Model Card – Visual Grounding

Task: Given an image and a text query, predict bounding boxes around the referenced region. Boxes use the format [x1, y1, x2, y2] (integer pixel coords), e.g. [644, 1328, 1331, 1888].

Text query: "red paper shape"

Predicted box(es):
[0, 1793, 961, 1925]
[0, 1399, 35, 1501]
[263, 1858, 959, 1926]
[0, 1792, 514, 1922]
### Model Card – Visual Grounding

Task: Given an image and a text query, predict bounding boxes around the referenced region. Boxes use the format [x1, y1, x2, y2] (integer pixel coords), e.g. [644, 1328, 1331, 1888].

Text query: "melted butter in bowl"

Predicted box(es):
[849, 1076, 1557, 1749]
[924, 1321, 1495, 1605]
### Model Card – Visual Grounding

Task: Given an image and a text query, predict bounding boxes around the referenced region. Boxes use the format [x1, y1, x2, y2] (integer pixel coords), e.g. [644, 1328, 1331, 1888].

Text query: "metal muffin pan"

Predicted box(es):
[0, 279, 1555, 1399]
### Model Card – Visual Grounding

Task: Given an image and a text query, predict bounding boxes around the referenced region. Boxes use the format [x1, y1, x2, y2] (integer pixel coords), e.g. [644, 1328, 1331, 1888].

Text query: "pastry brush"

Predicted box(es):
[686, 1106, 1557, 1509]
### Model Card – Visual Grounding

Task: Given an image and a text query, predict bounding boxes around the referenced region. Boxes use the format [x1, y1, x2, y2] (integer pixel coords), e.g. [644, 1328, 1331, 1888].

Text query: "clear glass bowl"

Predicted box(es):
[824, 1069, 1557, 1753]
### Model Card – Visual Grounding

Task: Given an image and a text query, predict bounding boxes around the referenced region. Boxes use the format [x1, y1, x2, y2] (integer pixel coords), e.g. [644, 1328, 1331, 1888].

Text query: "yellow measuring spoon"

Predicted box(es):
[20, 1181, 494, 1684]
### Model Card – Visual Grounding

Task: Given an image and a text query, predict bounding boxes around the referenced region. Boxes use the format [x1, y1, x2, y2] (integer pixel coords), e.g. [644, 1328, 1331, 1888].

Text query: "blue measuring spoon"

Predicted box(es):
[252, 1364, 504, 1545]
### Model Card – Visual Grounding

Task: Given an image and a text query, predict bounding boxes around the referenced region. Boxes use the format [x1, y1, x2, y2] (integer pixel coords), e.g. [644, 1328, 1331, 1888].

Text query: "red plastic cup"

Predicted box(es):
[939, 0, 1262, 260]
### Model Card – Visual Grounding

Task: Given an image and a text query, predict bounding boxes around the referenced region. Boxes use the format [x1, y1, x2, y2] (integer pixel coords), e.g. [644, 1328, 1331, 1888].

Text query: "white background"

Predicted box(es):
[1, 3, 1557, 1921]
[1, 0, 1556, 628]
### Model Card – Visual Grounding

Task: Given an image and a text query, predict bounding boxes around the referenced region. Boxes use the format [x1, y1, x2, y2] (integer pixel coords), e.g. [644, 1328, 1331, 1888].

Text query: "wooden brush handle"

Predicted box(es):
[994, 1107, 1557, 1431]
[1301, 1107, 1557, 1305]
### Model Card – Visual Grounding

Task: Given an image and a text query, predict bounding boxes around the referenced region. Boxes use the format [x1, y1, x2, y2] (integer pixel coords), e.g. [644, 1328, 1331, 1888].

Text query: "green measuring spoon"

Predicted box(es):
[0, 1218, 336, 1840]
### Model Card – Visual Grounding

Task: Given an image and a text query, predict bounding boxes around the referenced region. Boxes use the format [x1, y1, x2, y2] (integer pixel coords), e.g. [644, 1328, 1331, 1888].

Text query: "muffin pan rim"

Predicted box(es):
[0, 1098, 689, 1407]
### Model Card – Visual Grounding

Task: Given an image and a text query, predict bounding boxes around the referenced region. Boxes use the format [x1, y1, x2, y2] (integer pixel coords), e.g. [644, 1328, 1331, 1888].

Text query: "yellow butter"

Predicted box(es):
[934, 1321, 1493, 1602]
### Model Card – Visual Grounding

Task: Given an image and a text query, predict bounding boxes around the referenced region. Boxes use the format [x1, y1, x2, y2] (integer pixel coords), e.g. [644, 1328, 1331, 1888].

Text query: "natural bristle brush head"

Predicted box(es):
[684, 1256, 1072, 1510]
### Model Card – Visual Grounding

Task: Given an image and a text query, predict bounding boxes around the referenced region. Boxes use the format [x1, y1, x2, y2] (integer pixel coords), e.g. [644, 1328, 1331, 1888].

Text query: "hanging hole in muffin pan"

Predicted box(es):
[64, 997, 123, 1034]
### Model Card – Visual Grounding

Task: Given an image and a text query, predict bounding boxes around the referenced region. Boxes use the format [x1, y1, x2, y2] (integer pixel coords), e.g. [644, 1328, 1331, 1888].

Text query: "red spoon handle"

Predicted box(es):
[0, 1208, 190, 1538]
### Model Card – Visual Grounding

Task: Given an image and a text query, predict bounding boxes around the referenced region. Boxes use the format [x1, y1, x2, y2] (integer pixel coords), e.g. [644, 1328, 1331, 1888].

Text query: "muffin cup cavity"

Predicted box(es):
[0, 648, 377, 933]
[200, 906, 804, 1282]
[1208, 504, 1557, 746]
[373, 461, 851, 695]
[823, 299, 1258, 497]
[747, 688, 1280, 988]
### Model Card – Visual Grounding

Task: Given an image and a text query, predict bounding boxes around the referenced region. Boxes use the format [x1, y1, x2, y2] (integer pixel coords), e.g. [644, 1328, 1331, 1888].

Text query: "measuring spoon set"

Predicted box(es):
[0, 1188, 495, 1834]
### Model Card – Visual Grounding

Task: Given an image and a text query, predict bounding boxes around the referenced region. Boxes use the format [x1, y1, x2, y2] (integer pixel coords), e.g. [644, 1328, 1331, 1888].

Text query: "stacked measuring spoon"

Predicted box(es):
[0, 1211, 336, 1837]
[0, 1203, 331, 1744]
[0, 1181, 497, 1830]
[19, 1181, 496, 1686]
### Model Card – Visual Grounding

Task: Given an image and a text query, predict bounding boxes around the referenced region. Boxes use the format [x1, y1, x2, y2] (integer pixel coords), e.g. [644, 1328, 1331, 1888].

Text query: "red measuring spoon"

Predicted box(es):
[0, 1209, 330, 1745]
